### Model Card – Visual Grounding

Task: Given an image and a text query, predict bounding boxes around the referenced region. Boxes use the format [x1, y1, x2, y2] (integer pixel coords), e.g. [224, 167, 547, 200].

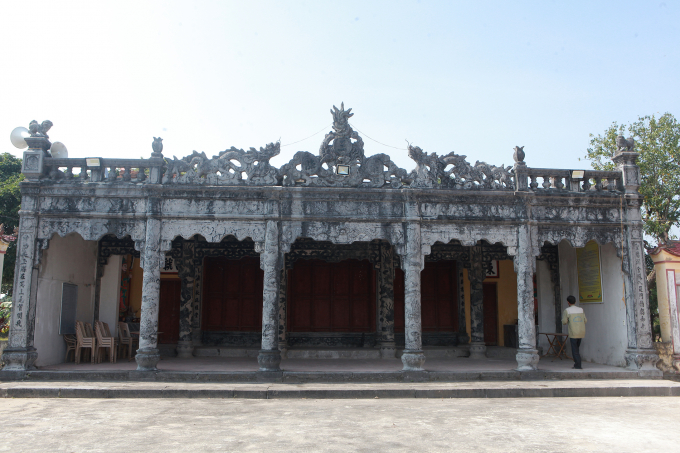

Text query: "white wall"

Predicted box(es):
[34, 234, 97, 367]
[536, 259, 556, 352]
[99, 255, 122, 337]
[558, 241, 628, 366]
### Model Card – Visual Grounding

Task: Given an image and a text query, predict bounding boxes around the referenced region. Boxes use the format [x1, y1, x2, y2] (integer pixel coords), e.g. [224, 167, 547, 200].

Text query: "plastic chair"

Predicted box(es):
[118, 322, 139, 361]
[63, 334, 77, 362]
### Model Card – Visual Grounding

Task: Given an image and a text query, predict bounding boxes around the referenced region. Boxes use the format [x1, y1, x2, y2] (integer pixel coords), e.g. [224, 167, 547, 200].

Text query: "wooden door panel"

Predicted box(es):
[288, 259, 375, 333]
[483, 282, 498, 345]
[158, 280, 181, 344]
[394, 261, 457, 333]
[202, 256, 263, 332]
[394, 268, 405, 332]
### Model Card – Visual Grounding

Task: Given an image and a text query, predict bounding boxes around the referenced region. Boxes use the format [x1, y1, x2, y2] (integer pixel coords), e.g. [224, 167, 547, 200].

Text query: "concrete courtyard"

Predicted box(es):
[1, 396, 678, 452]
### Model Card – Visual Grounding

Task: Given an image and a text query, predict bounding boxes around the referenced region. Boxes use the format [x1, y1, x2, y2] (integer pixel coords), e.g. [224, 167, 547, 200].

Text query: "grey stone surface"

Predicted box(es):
[1, 394, 680, 452]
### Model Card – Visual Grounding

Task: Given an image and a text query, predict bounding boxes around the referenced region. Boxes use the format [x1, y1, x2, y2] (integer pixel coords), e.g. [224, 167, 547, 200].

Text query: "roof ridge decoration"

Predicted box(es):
[279, 103, 408, 188]
[162, 142, 281, 185]
[161, 103, 514, 189]
[407, 145, 514, 190]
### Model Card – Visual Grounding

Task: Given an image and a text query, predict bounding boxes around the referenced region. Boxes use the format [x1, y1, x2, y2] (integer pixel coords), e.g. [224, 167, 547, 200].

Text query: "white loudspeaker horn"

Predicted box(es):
[10, 127, 29, 149]
[50, 142, 68, 159]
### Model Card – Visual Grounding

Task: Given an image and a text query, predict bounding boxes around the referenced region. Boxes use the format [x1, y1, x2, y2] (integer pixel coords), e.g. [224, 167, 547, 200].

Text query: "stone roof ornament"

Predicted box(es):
[616, 135, 635, 154]
[280, 103, 406, 188]
[407, 144, 514, 190]
[162, 142, 281, 186]
[28, 120, 53, 139]
[151, 137, 164, 158]
[513, 146, 525, 163]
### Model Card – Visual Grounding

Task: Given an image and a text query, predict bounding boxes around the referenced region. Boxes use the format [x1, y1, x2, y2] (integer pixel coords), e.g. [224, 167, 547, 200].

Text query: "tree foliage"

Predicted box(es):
[0, 153, 23, 296]
[586, 113, 680, 245]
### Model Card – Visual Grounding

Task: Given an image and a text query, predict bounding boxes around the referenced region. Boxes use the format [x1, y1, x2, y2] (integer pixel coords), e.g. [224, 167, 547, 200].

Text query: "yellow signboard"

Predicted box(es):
[576, 241, 603, 303]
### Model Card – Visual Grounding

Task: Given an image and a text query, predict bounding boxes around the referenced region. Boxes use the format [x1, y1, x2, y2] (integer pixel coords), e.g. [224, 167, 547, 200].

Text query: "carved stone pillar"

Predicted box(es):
[401, 222, 426, 371]
[514, 224, 540, 371]
[258, 220, 282, 371]
[468, 245, 486, 359]
[176, 241, 195, 358]
[1, 214, 39, 371]
[613, 150, 658, 370]
[278, 266, 288, 356]
[622, 224, 658, 369]
[456, 262, 469, 344]
[378, 241, 396, 359]
[135, 217, 163, 371]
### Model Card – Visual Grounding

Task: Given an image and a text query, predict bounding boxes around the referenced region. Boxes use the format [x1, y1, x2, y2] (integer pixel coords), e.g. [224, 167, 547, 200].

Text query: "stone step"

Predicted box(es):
[0, 379, 677, 399]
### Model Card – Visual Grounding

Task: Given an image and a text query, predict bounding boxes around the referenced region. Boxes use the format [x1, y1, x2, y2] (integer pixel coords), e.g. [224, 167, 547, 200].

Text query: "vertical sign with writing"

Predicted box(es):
[576, 241, 603, 303]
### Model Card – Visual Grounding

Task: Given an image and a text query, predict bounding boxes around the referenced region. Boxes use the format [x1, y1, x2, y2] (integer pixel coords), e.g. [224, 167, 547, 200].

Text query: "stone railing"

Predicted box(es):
[515, 167, 623, 193]
[41, 157, 164, 184]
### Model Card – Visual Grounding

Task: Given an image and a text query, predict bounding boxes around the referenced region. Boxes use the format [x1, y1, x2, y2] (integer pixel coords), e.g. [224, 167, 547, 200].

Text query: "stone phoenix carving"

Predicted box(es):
[162, 142, 280, 185]
[279, 103, 407, 188]
[407, 144, 514, 190]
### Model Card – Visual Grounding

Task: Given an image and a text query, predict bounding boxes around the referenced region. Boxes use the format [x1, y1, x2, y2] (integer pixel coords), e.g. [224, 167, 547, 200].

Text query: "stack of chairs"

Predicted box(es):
[74, 321, 96, 364]
[94, 321, 117, 363]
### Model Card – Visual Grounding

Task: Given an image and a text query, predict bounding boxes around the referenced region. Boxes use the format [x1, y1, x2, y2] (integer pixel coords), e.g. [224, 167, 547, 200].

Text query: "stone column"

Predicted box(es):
[514, 224, 540, 371]
[176, 241, 195, 358]
[401, 222, 426, 371]
[456, 262, 469, 344]
[258, 220, 282, 371]
[135, 217, 163, 371]
[622, 224, 658, 369]
[278, 266, 289, 357]
[1, 215, 39, 370]
[3, 138, 50, 371]
[613, 149, 658, 370]
[377, 241, 396, 359]
[468, 245, 487, 359]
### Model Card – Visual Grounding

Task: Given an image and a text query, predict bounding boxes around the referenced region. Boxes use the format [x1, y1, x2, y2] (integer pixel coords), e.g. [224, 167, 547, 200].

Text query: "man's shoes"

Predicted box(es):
[572, 365, 582, 369]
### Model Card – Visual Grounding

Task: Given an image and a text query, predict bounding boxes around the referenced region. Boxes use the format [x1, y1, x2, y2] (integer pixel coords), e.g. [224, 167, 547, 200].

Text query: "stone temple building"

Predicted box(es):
[2, 105, 658, 373]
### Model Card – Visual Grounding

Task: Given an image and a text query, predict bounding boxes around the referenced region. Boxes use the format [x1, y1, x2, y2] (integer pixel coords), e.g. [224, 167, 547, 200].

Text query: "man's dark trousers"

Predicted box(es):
[570, 338, 582, 369]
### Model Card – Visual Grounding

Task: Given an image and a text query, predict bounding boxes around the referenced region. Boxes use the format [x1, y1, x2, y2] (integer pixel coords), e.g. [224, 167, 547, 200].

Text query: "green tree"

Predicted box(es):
[0, 153, 23, 296]
[585, 113, 680, 246]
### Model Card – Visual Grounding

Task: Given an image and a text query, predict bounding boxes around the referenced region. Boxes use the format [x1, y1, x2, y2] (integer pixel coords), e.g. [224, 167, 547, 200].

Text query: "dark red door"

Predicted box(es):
[158, 279, 180, 344]
[288, 259, 375, 332]
[483, 282, 498, 345]
[202, 257, 263, 331]
[394, 261, 458, 332]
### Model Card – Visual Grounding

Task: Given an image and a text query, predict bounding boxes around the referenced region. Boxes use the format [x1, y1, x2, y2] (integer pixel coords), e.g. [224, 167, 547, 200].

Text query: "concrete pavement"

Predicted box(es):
[1, 396, 679, 452]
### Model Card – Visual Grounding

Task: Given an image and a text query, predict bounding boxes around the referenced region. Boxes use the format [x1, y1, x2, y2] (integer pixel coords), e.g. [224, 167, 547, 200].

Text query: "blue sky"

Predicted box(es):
[1, 1, 678, 171]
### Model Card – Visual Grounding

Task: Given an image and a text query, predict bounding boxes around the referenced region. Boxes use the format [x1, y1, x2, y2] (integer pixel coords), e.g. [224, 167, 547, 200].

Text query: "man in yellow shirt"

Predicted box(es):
[562, 295, 587, 369]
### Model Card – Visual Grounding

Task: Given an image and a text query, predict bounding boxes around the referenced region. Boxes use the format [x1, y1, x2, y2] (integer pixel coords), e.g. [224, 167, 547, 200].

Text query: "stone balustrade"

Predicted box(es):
[516, 167, 623, 193]
[42, 158, 164, 184]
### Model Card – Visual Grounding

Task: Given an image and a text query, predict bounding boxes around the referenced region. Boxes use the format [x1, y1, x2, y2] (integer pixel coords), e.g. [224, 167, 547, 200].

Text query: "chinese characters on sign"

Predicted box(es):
[577, 240, 603, 303]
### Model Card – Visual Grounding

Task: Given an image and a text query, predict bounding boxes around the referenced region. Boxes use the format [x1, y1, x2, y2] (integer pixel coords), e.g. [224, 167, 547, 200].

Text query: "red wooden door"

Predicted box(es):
[394, 268, 405, 332]
[483, 282, 498, 345]
[158, 279, 181, 344]
[202, 257, 263, 331]
[288, 259, 375, 332]
[394, 261, 458, 332]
